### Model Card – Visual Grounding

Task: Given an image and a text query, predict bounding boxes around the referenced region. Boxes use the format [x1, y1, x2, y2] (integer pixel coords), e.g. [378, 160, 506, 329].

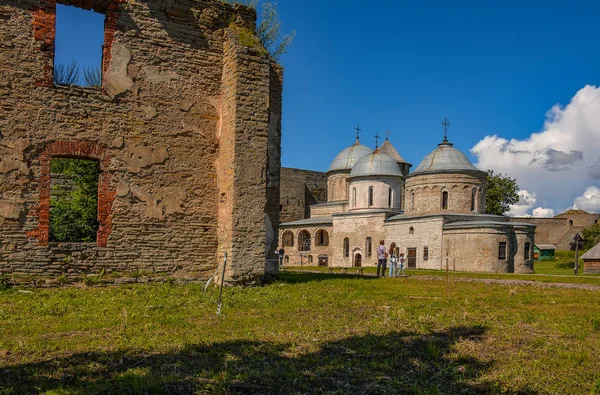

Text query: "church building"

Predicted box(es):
[279, 126, 536, 273]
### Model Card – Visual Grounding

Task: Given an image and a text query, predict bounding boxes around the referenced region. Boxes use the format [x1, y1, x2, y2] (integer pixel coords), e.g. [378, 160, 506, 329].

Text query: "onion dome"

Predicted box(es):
[410, 140, 485, 175]
[327, 139, 372, 172]
[350, 150, 403, 178]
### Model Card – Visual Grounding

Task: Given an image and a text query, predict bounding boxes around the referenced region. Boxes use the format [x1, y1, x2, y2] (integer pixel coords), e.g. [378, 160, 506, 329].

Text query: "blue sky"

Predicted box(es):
[56, 1, 600, 215]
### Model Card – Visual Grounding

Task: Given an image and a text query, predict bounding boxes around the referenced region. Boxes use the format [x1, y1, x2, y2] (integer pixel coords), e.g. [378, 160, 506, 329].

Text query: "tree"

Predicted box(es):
[582, 223, 600, 250]
[485, 170, 519, 216]
[256, 2, 295, 60]
[53, 61, 79, 85]
[83, 66, 102, 87]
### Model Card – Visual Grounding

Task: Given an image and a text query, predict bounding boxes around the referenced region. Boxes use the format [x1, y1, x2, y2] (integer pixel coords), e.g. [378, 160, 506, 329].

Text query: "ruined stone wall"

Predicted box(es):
[279, 167, 327, 223]
[508, 218, 568, 246]
[0, 0, 281, 284]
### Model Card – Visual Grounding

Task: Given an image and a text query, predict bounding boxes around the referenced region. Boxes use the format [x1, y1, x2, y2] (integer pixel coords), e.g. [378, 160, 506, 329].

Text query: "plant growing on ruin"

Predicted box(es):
[224, 0, 258, 7]
[257, 2, 295, 60]
[485, 170, 519, 216]
[53, 61, 79, 85]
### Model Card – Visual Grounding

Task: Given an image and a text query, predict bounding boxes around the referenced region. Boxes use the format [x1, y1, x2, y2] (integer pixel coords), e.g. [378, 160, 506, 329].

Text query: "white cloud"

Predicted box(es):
[508, 190, 536, 217]
[532, 207, 555, 218]
[573, 186, 600, 213]
[472, 85, 600, 215]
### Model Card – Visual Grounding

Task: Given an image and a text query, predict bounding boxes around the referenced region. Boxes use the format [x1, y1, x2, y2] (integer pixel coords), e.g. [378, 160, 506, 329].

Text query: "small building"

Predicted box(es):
[580, 242, 600, 274]
[534, 244, 556, 261]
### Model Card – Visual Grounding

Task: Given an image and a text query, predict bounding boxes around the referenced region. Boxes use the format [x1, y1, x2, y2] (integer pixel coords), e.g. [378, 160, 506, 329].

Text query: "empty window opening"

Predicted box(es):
[316, 229, 329, 246]
[54, 4, 105, 87]
[279, 204, 283, 212]
[368, 186, 374, 207]
[442, 191, 449, 210]
[569, 220, 573, 227]
[50, 157, 100, 242]
[388, 188, 392, 207]
[343, 238, 350, 257]
[410, 191, 415, 211]
[352, 188, 357, 207]
[282, 231, 294, 247]
[524, 242, 531, 260]
[498, 242, 507, 260]
[471, 188, 477, 212]
[298, 230, 311, 251]
[423, 246, 429, 261]
[366, 237, 372, 257]
[318, 255, 328, 267]
[409, 226, 414, 235]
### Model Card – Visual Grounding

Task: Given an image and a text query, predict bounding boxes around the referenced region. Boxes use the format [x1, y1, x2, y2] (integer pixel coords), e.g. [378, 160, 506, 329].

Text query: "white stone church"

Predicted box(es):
[279, 129, 535, 273]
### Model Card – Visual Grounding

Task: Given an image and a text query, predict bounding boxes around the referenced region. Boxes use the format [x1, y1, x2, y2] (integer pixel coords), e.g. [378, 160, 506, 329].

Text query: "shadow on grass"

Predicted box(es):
[0, 325, 537, 394]
[274, 271, 379, 284]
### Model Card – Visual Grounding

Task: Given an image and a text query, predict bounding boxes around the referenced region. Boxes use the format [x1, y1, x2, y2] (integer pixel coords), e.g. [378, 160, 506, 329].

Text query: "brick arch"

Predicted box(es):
[28, 140, 115, 247]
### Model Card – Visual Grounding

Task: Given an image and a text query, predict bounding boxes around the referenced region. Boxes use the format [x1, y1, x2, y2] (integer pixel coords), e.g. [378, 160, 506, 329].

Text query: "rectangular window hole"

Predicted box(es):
[50, 157, 100, 243]
[54, 4, 105, 87]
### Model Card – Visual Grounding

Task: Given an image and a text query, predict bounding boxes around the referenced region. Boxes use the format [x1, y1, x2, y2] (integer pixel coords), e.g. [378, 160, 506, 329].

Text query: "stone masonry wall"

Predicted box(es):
[0, 0, 281, 285]
[279, 167, 327, 223]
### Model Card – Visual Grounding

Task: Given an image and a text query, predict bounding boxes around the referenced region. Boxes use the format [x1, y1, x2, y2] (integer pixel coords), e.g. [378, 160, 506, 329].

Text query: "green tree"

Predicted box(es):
[49, 158, 100, 242]
[582, 223, 600, 250]
[485, 170, 519, 216]
[256, 2, 295, 60]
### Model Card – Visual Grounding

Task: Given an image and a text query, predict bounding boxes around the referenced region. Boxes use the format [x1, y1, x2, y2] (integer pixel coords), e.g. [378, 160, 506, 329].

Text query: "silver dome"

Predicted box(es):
[411, 141, 485, 175]
[350, 150, 403, 178]
[327, 140, 372, 172]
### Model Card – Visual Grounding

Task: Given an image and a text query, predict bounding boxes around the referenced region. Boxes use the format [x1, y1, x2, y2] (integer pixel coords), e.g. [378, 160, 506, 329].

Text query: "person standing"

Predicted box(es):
[398, 253, 406, 276]
[276, 246, 285, 269]
[389, 242, 397, 278]
[377, 240, 387, 277]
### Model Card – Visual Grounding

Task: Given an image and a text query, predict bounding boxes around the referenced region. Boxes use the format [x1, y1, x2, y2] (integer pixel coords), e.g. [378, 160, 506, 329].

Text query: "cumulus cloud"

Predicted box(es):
[472, 85, 600, 215]
[532, 207, 555, 218]
[573, 186, 600, 213]
[508, 190, 556, 217]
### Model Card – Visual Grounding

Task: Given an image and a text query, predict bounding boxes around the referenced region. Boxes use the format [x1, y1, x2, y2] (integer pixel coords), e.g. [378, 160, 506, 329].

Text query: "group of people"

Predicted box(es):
[376, 240, 405, 278]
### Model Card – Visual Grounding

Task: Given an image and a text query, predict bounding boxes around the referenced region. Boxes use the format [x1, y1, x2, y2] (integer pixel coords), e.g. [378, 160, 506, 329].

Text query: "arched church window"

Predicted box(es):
[282, 231, 294, 247]
[410, 191, 415, 211]
[471, 188, 477, 212]
[316, 229, 329, 246]
[368, 186, 374, 207]
[388, 188, 392, 207]
[352, 188, 356, 208]
[298, 230, 311, 251]
[442, 191, 449, 210]
[343, 238, 350, 257]
[569, 220, 573, 227]
[366, 237, 372, 257]
[409, 226, 414, 235]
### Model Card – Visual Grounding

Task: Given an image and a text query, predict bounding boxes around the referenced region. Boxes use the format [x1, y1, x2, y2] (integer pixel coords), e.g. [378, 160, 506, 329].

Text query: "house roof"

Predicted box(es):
[280, 216, 333, 227]
[581, 242, 600, 260]
[535, 244, 557, 250]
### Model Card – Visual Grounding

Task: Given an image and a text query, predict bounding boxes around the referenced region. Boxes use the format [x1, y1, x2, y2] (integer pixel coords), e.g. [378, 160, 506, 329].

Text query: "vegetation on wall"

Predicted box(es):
[49, 158, 100, 243]
[226, 1, 295, 60]
[485, 170, 519, 216]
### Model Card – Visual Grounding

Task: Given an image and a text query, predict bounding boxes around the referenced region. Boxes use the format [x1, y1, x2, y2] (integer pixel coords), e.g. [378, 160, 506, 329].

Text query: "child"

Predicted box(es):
[398, 253, 405, 276]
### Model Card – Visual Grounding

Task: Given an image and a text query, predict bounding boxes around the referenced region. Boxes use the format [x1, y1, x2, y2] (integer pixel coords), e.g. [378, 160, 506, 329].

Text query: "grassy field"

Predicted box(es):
[290, 258, 600, 286]
[1, 273, 600, 394]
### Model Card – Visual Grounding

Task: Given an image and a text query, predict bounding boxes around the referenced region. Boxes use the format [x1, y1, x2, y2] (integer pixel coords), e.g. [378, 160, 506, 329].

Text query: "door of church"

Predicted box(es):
[354, 254, 362, 267]
[407, 248, 417, 269]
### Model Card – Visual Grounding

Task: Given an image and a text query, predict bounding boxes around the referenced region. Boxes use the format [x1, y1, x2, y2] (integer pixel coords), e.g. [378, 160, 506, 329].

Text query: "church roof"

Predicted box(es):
[327, 140, 372, 172]
[379, 140, 410, 165]
[349, 150, 403, 178]
[410, 140, 485, 176]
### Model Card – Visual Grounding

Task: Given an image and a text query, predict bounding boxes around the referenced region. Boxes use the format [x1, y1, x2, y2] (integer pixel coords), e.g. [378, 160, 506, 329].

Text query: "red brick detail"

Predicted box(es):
[31, 0, 122, 88]
[27, 141, 115, 247]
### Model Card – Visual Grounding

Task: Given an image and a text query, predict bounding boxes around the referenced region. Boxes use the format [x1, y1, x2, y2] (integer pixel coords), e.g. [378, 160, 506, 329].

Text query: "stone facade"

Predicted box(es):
[279, 167, 326, 224]
[0, 0, 282, 284]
